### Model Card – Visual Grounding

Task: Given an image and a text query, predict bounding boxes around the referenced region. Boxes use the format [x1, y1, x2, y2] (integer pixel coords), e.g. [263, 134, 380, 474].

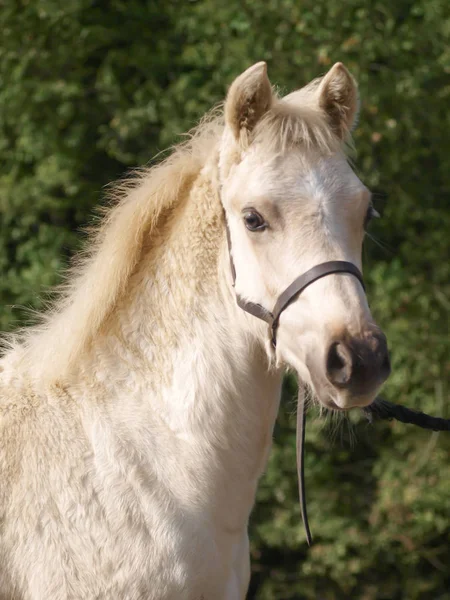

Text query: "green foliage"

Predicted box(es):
[0, 1, 449, 598]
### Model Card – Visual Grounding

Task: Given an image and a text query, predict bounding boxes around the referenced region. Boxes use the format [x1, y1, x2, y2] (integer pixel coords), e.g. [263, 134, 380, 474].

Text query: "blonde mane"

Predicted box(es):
[3, 89, 343, 385]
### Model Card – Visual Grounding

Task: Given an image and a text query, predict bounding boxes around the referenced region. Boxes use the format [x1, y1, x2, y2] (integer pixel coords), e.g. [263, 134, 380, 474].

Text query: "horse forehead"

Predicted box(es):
[231, 151, 363, 203]
[291, 155, 363, 201]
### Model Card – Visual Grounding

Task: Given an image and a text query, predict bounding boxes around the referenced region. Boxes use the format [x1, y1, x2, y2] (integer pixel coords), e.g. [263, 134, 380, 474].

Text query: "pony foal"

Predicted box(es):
[0, 62, 389, 599]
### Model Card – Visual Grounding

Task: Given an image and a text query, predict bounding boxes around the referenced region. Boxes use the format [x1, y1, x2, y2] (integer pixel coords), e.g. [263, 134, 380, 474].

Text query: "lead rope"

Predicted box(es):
[363, 398, 450, 431]
[297, 396, 450, 546]
[297, 386, 312, 545]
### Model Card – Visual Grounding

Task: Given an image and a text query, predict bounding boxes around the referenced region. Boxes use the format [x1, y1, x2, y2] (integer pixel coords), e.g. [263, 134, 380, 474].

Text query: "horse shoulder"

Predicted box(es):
[0, 371, 40, 599]
[0, 369, 89, 598]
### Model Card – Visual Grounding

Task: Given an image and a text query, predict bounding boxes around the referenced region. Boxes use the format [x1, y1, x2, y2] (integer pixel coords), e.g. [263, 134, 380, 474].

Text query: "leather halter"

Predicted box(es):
[225, 216, 365, 545]
[226, 220, 365, 347]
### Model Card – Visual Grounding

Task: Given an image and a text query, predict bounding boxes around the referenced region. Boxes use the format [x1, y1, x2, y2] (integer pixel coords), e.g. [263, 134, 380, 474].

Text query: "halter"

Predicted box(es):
[225, 218, 365, 348]
[225, 222, 365, 348]
[225, 216, 365, 544]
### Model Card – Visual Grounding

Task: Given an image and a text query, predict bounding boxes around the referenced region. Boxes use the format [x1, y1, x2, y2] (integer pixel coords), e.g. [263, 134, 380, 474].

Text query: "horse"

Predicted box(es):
[0, 62, 390, 599]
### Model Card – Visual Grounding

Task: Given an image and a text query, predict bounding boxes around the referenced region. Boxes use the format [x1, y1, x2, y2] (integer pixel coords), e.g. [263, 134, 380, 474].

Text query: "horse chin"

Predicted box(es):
[315, 385, 377, 411]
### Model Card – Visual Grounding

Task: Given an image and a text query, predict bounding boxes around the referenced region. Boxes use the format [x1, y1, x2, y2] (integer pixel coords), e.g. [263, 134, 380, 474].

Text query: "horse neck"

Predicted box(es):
[76, 161, 283, 514]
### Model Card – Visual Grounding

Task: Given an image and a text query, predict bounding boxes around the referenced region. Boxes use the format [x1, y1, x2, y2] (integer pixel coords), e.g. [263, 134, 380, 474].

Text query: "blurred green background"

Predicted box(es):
[0, 1, 449, 598]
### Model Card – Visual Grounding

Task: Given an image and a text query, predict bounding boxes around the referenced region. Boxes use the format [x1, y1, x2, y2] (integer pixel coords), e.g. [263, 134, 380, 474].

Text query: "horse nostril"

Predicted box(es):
[326, 342, 353, 386]
[326, 332, 391, 395]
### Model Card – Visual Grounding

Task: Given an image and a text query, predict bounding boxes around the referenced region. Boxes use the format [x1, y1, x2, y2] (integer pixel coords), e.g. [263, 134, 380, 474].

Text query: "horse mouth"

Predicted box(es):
[312, 385, 377, 411]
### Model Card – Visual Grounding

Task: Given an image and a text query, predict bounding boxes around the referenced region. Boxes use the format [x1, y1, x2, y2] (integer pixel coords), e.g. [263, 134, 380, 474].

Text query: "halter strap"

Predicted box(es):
[226, 222, 274, 325]
[225, 217, 365, 346]
[271, 261, 365, 345]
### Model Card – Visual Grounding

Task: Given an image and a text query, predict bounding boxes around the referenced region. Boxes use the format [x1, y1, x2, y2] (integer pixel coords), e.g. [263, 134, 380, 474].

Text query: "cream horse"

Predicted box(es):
[0, 62, 390, 600]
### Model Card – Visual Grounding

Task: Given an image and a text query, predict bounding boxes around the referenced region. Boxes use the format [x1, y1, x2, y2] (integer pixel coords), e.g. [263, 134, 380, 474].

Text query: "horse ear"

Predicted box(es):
[317, 62, 359, 139]
[225, 62, 273, 144]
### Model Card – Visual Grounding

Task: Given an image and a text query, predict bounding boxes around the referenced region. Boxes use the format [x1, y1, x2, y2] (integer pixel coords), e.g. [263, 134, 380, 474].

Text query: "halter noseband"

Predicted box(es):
[225, 219, 365, 346]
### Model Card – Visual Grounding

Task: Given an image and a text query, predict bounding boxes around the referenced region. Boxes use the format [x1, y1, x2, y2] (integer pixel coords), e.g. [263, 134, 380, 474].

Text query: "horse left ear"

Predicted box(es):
[317, 62, 359, 139]
[225, 62, 273, 145]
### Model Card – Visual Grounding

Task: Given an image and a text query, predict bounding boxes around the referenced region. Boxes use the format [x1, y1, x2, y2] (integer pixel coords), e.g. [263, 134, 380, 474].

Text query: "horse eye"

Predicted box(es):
[243, 210, 266, 232]
[364, 205, 380, 229]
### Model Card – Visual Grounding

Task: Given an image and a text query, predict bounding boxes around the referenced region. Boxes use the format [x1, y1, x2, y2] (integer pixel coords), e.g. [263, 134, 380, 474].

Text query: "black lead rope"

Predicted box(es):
[298, 396, 450, 546]
[363, 398, 450, 431]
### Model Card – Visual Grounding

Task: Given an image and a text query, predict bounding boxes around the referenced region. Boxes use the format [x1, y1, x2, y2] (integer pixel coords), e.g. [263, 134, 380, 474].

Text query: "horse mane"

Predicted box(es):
[2, 86, 343, 385]
[3, 109, 223, 383]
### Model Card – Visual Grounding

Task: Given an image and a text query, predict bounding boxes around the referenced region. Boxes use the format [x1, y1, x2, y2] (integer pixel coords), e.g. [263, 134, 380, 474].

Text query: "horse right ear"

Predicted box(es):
[225, 62, 273, 145]
[317, 62, 359, 139]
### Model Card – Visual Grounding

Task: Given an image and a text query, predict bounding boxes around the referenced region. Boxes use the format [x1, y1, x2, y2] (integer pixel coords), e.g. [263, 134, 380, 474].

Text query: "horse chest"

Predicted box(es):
[70, 426, 251, 598]
[5, 459, 249, 600]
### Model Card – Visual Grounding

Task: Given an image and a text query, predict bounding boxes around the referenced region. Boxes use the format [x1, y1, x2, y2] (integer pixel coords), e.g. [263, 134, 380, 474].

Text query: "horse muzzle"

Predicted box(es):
[325, 328, 391, 407]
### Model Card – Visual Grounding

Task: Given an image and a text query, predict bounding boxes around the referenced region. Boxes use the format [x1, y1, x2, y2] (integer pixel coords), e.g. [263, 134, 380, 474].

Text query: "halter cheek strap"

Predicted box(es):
[226, 221, 275, 324]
